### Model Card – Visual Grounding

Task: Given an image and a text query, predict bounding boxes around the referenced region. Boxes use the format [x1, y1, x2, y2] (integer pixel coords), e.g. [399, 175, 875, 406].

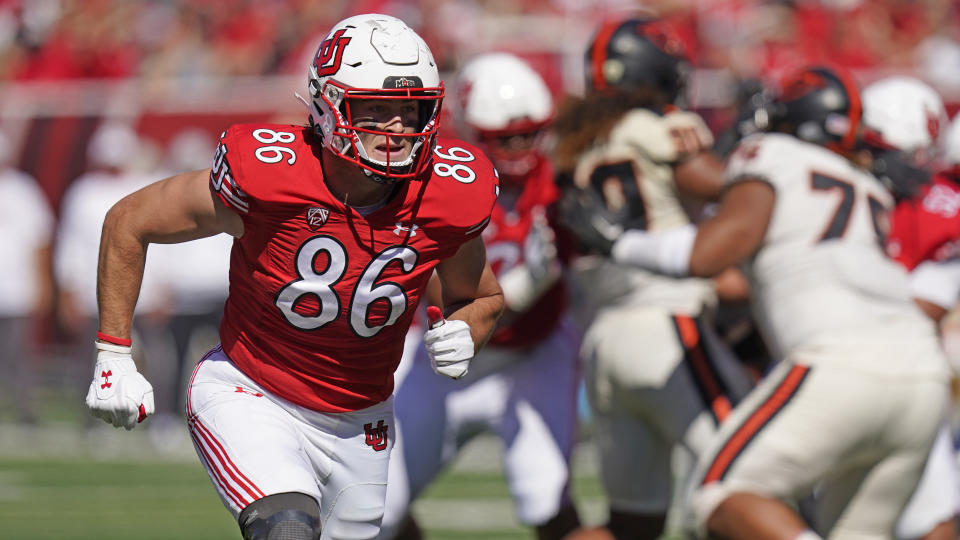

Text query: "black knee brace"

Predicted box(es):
[238, 492, 321, 540]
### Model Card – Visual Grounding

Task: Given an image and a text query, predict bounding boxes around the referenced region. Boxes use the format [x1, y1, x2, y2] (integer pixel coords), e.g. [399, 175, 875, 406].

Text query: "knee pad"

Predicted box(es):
[239, 492, 321, 540]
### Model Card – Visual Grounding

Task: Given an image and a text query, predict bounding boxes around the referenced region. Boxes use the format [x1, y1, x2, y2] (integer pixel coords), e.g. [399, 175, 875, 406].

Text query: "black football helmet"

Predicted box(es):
[584, 17, 690, 103]
[768, 66, 862, 152]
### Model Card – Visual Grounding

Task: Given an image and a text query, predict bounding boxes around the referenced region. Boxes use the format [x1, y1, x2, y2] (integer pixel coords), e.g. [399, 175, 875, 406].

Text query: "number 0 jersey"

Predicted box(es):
[726, 133, 945, 376]
[209, 124, 498, 412]
[569, 108, 715, 314]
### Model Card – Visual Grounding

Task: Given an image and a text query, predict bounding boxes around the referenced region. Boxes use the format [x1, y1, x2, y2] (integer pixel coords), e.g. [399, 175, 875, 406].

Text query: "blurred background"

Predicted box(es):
[2, 0, 960, 538]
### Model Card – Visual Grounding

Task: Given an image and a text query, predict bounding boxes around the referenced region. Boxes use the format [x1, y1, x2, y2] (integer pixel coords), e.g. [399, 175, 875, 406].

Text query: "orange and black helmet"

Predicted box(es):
[585, 17, 690, 103]
[769, 66, 862, 152]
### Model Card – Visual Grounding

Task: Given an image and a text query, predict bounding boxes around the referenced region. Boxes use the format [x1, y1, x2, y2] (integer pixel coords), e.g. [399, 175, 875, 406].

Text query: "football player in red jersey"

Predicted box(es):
[378, 52, 581, 540]
[85, 14, 504, 540]
[862, 76, 960, 540]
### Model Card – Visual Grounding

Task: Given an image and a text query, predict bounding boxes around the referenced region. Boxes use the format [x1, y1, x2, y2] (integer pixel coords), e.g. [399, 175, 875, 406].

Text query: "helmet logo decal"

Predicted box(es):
[314, 29, 352, 77]
[306, 206, 331, 230]
[384, 76, 422, 88]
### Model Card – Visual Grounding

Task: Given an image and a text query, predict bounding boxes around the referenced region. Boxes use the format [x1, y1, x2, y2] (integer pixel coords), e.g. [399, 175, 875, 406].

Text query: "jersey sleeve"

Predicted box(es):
[724, 133, 784, 188]
[613, 108, 714, 164]
[427, 139, 500, 244]
[209, 127, 252, 214]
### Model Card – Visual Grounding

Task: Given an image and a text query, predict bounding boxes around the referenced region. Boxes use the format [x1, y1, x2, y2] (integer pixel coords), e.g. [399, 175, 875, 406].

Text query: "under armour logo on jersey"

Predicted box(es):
[364, 420, 389, 451]
[393, 222, 419, 237]
[314, 29, 351, 77]
[307, 207, 331, 230]
[100, 370, 113, 389]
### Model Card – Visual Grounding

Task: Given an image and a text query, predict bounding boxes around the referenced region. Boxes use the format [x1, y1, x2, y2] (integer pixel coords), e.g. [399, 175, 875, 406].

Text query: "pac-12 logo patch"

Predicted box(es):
[314, 29, 351, 77]
[364, 420, 389, 451]
[306, 207, 330, 230]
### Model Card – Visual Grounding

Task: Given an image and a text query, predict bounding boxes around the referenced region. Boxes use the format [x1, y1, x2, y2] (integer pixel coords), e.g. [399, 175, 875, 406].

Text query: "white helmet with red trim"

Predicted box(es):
[862, 76, 946, 158]
[307, 13, 444, 182]
[862, 76, 947, 197]
[454, 52, 553, 180]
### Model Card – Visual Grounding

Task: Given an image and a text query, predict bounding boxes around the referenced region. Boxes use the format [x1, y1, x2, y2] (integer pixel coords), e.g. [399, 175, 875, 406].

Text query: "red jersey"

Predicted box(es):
[483, 159, 567, 348]
[886, 173, 960, 271]
[209, 124, 498, 412]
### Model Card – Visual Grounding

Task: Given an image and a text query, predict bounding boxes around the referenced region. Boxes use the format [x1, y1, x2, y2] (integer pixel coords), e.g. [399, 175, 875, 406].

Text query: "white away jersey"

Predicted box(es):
[727, 133, 945, 376]
[570, 108, 715, 314]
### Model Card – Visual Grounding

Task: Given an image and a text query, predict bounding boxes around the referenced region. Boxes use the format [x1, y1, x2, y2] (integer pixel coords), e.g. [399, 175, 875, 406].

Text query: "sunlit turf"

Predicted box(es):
[0, 458, 607, 539]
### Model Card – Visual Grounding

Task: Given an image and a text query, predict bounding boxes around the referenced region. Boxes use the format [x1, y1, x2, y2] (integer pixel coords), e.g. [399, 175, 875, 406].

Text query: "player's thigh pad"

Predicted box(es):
[815, 378, 947, 539]
[307, 397, 394, 540]
[187, 348, 323, 516]
[585, 307, 738, 454]
[896, 423, 960, 539]
[498, 319, 581, 524]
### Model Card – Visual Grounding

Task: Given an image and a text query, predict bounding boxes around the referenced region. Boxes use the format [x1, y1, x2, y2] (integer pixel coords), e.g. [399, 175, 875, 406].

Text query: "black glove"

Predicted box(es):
[557, 187, 623, 255]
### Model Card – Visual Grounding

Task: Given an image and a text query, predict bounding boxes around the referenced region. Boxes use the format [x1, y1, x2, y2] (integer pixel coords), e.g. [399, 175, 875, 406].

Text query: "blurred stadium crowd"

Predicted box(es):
[2, 0, 960, 89]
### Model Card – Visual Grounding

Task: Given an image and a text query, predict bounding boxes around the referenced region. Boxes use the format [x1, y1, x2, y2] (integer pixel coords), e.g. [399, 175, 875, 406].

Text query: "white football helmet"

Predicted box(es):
[455, 52, 553, 180]
[862, 76, 946, 158]
[944, 112, 960, 168]
[307, 14, 443, 182]
[862, 76, 947, 197]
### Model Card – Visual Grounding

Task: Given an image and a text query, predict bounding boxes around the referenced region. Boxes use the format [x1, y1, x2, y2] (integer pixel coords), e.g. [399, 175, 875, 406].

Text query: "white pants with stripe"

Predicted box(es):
[186, 346, 394, 540]
[582, 305, 754, 514]
[688, 360, 949, 539]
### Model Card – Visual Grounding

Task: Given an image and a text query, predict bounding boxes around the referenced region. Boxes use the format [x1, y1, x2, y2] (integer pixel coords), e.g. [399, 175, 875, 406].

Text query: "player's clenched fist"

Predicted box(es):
[424, 306, 475, 379]
[85, 341, 155, 430]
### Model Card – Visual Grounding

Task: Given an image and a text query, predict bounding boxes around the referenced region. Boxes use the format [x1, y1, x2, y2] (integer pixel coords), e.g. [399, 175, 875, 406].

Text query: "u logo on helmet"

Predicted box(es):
[314, 29, 352, 77]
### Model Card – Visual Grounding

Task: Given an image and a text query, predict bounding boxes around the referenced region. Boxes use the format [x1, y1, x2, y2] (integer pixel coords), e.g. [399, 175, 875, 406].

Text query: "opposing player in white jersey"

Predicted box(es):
[565, 65, 951, 539]
[378, 52, 582, 540]
[86, 14, 504, 540]
[555, 17, 754, 540]
[864, 76, 960, 540]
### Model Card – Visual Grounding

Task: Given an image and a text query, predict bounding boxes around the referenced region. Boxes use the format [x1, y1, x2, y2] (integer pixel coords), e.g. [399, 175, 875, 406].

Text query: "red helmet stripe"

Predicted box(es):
[833, 67, 862, 150]
[590, 20, 622, 92]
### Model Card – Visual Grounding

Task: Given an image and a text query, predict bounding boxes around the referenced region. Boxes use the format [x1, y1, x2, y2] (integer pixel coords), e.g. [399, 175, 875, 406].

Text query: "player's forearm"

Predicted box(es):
[96, 200, 150, 340]
[443, 290, 505, 352]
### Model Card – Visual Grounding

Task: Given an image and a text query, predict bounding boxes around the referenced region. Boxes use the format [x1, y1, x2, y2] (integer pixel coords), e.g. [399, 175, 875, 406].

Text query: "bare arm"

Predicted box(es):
[914, 298, 948, 325]
[674, 151, 728, 201]
[688, 179, 774, 277]
[434, 235, 504, 352]
[97, 169, 243, 339]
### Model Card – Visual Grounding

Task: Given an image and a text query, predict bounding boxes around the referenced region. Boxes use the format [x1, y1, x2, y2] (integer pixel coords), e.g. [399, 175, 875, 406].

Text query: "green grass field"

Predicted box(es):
[0, 434, 608, 540]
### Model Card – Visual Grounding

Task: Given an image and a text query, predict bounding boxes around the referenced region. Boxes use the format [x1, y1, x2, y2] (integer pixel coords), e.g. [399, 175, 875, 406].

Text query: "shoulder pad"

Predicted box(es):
[210, 124, 313, 214]
[421, 138, 500, 240]
[724, 133, 792, 185]
[610, 108, 713, 163]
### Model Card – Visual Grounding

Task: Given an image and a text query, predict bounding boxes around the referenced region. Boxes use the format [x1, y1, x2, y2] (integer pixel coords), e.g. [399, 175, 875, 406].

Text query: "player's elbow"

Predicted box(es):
[101, 195, 148, 249]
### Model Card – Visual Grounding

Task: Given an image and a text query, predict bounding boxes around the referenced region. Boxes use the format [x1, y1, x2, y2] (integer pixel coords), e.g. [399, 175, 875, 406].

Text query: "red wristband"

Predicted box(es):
[96, 332, 132, 347]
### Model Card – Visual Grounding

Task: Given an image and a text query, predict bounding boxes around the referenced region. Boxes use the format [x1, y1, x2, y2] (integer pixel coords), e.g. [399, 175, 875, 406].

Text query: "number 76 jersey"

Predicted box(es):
[726, 133, 942, 376]
[209, 124, 498, 413]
